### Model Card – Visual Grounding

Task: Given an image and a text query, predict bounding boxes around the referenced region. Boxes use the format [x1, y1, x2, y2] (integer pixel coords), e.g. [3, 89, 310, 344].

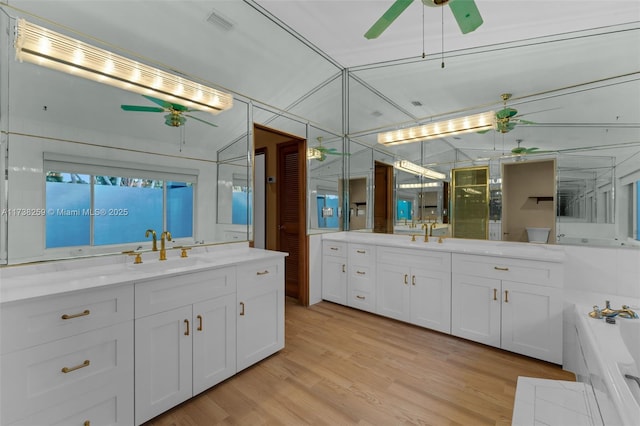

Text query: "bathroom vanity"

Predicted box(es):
[0, 244, 286, 426]
[321, 233, 564, 364]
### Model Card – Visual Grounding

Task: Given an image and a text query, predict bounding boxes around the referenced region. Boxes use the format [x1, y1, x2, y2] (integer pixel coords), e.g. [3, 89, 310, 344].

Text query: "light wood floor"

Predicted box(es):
[145, 298, 575, 426]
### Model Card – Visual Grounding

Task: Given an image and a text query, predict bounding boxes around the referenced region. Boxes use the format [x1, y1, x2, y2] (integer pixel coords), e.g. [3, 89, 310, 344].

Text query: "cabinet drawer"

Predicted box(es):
[349, 264, 375, 291]
[135, 266, 236, 318]
[323, 241, 347, 257]
[237, 259, 282, 291]
[348, 243, 375, 264]
[348, 289, 375, 313]
[1, 321, 133, 425]
[377, 246, 451, 272]
[7, 384, 133, 426]
[1, 284, 133, 354]
[453, 253, 562, 287]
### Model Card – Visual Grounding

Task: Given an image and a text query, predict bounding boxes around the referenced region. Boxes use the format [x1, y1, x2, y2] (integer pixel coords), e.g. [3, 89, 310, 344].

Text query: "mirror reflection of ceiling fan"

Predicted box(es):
[364, 0, 483, 39]
[478, 93, 537, 134]
[511, 139, 539, 155]
[310, 137, 351, 162]
[120, 95, 218, 128]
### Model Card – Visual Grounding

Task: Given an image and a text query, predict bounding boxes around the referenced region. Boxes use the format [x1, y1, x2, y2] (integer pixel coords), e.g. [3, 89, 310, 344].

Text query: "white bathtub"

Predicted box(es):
[574, 305, 640, 425]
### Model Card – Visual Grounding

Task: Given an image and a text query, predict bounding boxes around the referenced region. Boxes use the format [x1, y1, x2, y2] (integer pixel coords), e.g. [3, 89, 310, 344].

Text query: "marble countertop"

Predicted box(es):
[323, 231, 566, 262]
[0, 244, 287, 304]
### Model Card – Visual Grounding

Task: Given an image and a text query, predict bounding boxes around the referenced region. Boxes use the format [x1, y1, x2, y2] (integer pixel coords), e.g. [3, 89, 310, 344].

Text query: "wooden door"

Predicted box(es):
[278, 142, 304, 299]
[374, 162, 393, 233]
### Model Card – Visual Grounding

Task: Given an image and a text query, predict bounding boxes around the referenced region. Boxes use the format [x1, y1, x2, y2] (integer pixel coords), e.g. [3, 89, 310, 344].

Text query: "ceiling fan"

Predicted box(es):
[364, 0, 483, 39]
[511, 139, 539, 155]
[477, 93, 537, 134]
[309, 137, 350, 162]
[120, 95, 218, 128]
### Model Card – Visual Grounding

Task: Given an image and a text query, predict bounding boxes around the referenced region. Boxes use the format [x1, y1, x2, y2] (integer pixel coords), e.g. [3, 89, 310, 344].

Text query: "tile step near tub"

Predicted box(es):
[512, 377, 602, 426]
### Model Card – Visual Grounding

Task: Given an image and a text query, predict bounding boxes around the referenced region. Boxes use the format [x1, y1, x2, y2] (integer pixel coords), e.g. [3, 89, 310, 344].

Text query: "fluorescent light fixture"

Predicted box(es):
[307, 147, 323, 160]
[394, 160, 446, 180]
[14, 18, 232, 114]
[398, 182, 442, 189]
[379, 111, 496, 146]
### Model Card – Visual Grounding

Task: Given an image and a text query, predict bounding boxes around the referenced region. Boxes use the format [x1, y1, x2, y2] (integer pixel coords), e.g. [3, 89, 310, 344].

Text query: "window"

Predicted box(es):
[44, 155, 197, 249]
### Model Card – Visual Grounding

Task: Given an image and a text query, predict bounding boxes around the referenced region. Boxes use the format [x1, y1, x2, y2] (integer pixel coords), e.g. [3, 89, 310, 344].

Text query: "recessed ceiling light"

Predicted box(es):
[207, 9, 234, 31]
[411, 101, 423, 106]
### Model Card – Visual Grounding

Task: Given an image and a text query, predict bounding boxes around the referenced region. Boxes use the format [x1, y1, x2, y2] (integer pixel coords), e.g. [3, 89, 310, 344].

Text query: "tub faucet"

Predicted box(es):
[588, 305, 602, 319]
[617, 305, 638, 319]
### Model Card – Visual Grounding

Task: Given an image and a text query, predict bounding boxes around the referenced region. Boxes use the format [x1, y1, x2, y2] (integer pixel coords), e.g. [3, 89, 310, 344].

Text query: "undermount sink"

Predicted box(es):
[126, 255, 212, 272]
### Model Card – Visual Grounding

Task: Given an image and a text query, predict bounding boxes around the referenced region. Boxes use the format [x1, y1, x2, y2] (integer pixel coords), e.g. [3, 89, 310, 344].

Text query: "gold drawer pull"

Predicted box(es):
[330, 247, 339, 251]
[494, 266, 509, 271]
[61, 309, 90, 320]
[493, 288, 497, 301]
[342, 264, 346, 273]
[412, 275, 416, 286]
[356, 270, 366, 275]
[184, 319, 190, 336]
[240, 302, 245, 316]
[504, 290, 509, 303]
[84, 421, 90, 426]
[197, 315, 203, 331]
[403, 274, 408, 285]
[61, 359, 90, 373]
[256, 270, 270, 275]
[356, 295, 366, 300]
[356, 249, 366, 254]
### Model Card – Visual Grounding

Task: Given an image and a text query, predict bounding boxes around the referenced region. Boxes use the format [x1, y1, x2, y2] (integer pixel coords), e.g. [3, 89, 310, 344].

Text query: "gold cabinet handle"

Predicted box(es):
[412, 275, 416, 286]
[356, 295, 366, 300]
[330, 247, 338, 251]
[356, 249, 365, 254]
[240, 302, 245, 316]
[494, 266, 509, 271]
[504, 290, 509, 303]
[493, 288, 497, 301]
[61, 359, 90, 373]
[61, 309, 90, 320]
[256, 270, 269, 275]
[84, 421, 90, 426]
[184, 319, 190, 336]
[197, 314, 203, 331]
[342, 264, 346, 273]
[356, 270, 365, 275]
[403, 274, 408, 285]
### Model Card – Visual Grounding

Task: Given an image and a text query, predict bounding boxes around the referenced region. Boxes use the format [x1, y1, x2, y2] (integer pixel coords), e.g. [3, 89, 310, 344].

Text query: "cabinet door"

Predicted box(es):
[135, 305, 192, 425]
[193, 294, 237, 395]
[451, 273, 501, 347]
[501, 280, 562, 364]
[376, 263, 409, 322]
[322, 255, 347, 304]
[237, 284, 284, 372]
[410, 267, 451, 333]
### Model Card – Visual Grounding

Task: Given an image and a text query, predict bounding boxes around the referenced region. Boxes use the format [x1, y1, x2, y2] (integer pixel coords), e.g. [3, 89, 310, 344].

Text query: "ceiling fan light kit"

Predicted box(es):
[307, 147, 323, 160]
[14, 18, 233, 114]
[394, 160, 446, 180]
[378, 110, 496, 146]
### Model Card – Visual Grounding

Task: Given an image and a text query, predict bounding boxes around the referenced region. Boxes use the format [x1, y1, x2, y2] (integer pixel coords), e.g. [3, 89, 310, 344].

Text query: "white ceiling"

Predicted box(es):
[4, 0, 640, 170]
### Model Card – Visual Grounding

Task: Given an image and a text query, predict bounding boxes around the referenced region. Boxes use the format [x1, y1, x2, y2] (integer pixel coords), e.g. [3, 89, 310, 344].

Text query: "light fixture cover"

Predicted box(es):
[307, 147, 323, 160]
[14, 18, 232, 114]
[394, 160, 446, 180]
[379, 111, 496, 146]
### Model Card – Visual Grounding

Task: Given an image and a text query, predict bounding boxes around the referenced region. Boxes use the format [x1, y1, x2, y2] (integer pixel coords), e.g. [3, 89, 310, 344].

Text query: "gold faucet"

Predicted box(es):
[589, 301, 639, 319]
[159, 231, 172, 260]
[421, 223, 429, 242]
[145, 229, 157, 251]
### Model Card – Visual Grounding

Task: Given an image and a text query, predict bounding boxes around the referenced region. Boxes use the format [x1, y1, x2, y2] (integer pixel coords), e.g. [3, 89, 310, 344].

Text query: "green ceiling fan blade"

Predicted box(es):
[448, 0, 483, 34]
[142, 95, 189, 112]
[121, 105, 165, 112]
[184, 114, 218, 127]
[365, 0, 414, 39]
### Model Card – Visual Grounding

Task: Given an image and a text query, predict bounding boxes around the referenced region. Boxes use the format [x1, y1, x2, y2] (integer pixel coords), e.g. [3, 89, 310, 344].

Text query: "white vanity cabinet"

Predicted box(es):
[134, 267, 237, 425]
[321, 240, 348, 304]
[347, 243, 377, 313]
[376, 246, 452, 333]
[0, 284, 134, 426]
[451, 253, 563, 364]
[237, 259, 285, 372]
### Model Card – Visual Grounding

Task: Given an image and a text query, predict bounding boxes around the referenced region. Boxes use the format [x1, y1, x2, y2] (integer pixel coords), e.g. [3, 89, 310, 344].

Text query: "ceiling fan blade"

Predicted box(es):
[364, 0, 414, 39]
[142, 95, 189, 112]
[121, 105, 165, 112]
[184, 114, 218, 127]
[448, 0, 483, 34]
